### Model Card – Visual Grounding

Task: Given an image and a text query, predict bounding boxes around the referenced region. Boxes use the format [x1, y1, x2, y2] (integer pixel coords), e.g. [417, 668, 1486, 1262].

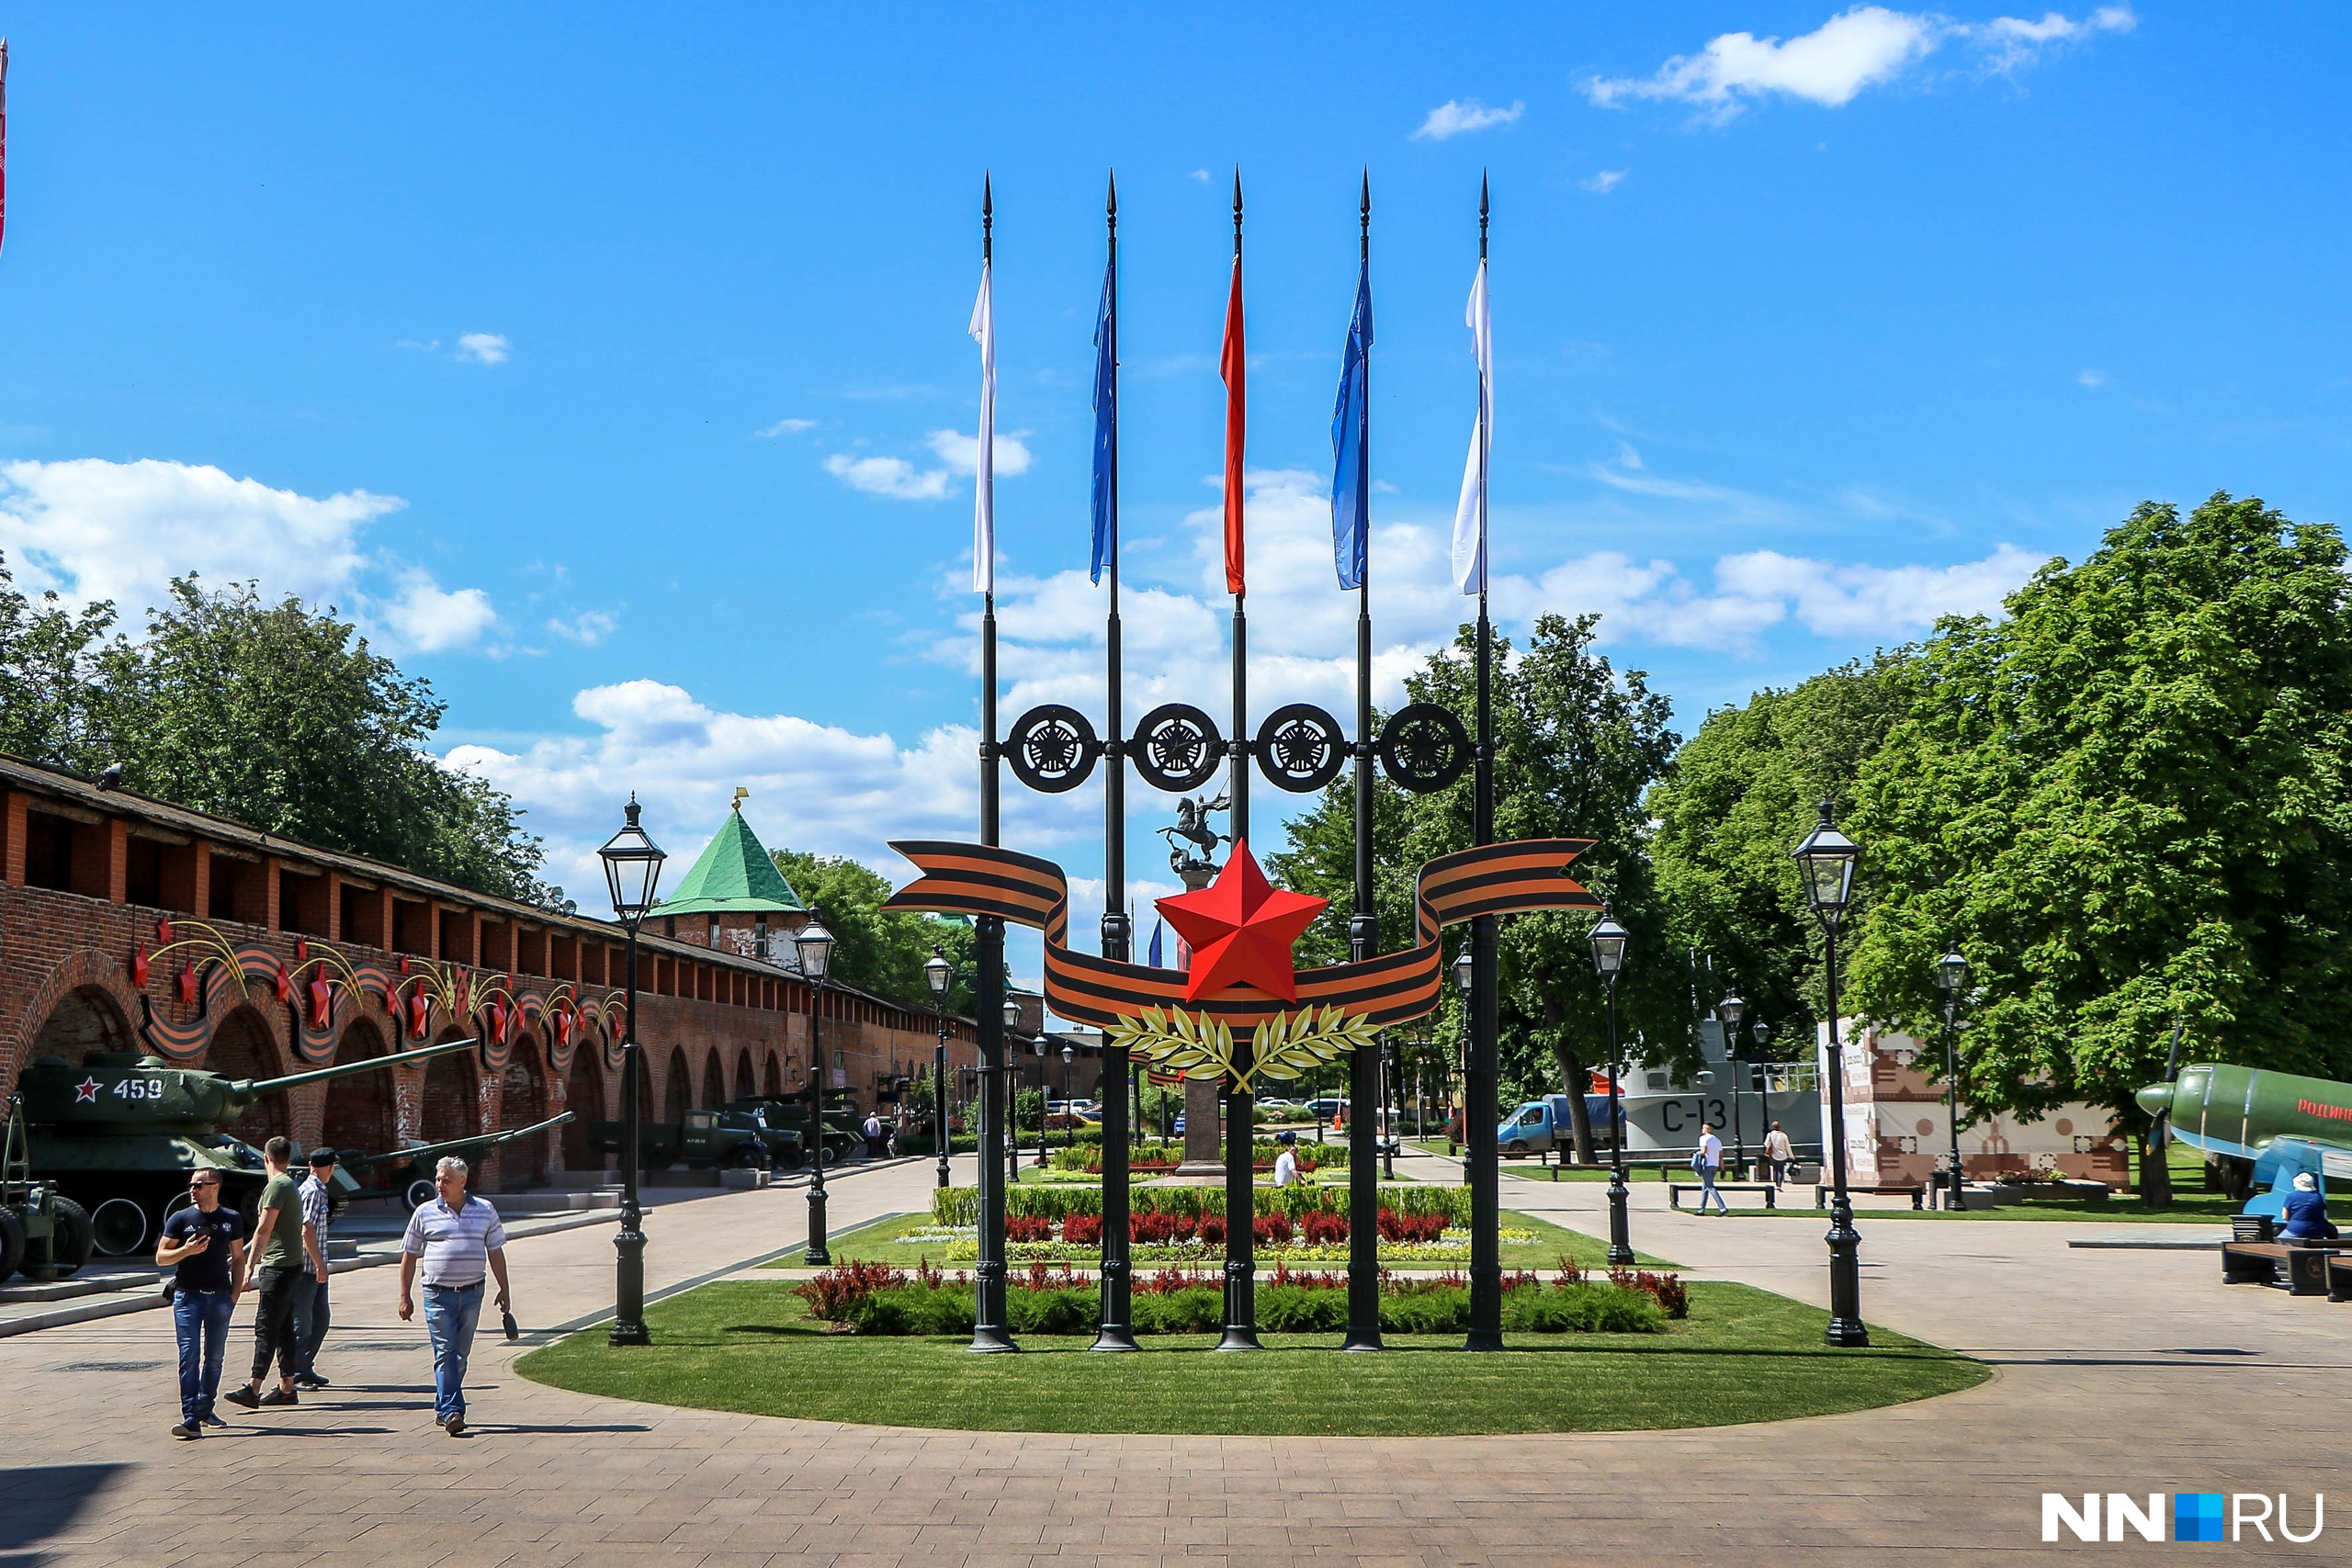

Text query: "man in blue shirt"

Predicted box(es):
[290, 1146, 337, 1391]
[155, 1171, 245, 1439]
[2281, 1171, 2340, 1242]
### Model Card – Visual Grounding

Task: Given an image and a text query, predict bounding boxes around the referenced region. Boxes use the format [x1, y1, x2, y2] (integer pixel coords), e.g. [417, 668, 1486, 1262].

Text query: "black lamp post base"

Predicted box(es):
[1825, 1315, 1871, 1348]
[1216, 1327, 1262, 1351]
[607, 1319, 650, 1348]
[1606, 1175, 1634, 1267]
[806, 1187, 830, 1268]
[1340, 1327, 1384, 1351]
[1091, 1325, 1140, 1352]
[1462, 1327, 1505, 1352]
[968, 1327, 1020, 1353]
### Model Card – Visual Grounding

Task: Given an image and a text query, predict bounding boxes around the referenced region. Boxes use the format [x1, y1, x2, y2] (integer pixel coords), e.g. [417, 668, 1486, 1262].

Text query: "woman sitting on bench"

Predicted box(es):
[2281, 1172, 2340, 1242]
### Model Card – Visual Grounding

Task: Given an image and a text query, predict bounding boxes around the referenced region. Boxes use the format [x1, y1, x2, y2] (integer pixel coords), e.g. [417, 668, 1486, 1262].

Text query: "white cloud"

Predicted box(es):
[822, 454, 952, 501]
[1586, 5, 2132, 119]
[1412, 98, 1526, 140]
[1188, 169, 1211, 183]
[756, 418, 817, 437]
[393, 337, 442, 352]
[545, 609, 620, 647]
[822, 428, 1029, 502]
[0, 457, 502, 655]
[2077, 368, 2109, 388]
[1582, 169, 1630, 194]
[456, 333, 511, 366]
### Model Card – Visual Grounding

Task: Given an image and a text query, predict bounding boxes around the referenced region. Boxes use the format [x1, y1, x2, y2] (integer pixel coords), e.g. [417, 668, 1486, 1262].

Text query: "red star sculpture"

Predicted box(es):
[1154, 840, 1329, 1003]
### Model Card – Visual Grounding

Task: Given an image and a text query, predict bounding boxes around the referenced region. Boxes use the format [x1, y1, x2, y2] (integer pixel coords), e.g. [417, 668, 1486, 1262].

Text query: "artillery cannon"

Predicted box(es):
[14, 1035, 479, 1258]
[354, 1111, 578, 1213]
[2, 1092, 96, 1282]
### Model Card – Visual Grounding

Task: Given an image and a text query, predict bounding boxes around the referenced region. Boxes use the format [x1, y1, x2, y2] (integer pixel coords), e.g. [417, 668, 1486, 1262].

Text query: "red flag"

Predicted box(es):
[1218, 255, 1245, 594]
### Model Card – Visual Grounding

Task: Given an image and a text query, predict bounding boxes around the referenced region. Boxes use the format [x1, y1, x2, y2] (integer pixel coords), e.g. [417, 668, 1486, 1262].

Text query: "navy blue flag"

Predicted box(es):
[1090, 254, 1116, 584]
[1329, 259, 1373, 590]
[1147, 919, 1165, 969]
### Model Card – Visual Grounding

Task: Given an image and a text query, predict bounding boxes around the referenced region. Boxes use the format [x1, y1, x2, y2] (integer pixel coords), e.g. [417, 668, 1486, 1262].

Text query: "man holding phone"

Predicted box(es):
[155, 1170, 245, 1438]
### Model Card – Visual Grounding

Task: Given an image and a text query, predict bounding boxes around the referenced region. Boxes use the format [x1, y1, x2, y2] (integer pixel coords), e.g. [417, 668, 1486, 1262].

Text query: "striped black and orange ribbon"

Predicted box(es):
[884, 837, 1600, 1036]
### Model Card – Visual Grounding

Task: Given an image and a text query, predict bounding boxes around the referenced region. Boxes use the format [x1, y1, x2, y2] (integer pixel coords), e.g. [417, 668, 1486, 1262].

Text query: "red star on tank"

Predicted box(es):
[1153, 840, 1329, 1003]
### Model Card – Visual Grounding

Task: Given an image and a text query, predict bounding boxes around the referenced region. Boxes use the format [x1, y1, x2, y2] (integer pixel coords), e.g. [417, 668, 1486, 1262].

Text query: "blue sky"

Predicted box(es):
[2, 5, 2346, 988]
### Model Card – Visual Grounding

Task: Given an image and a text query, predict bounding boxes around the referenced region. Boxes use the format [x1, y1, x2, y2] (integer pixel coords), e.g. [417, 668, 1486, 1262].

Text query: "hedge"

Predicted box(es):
[1049, 1139, 1351, 1173]
[825, 1279, 1665, 1337]
[930, 1182, 1468, 1228]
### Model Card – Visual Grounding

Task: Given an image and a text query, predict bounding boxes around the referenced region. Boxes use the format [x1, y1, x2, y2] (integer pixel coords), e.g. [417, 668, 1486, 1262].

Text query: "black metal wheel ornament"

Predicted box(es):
[1254, 704, 1347, 794]
[1377, 702, 1472, 793]
[1005, 704, 1100, 794]
[1129, 703, 1223, 793]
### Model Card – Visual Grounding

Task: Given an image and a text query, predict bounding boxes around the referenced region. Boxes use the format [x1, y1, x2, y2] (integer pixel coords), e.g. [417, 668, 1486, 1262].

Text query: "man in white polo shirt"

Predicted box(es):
[398, 1156, 513, 1436]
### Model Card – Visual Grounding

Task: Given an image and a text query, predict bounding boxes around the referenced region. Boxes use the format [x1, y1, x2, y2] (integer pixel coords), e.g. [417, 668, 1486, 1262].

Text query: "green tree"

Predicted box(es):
[1646, 655, 1909, 1054]
[0, 556, 116, 773]
[91, 578, 560, 906]
[771, 849, 992, 1013]
[1273, 613, 1681, 1158]
[1846, 494, 2352, 1206]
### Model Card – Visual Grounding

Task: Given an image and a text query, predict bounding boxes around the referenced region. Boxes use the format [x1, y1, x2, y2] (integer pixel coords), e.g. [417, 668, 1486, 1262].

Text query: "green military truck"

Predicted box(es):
[583, 1105, 803, 1172]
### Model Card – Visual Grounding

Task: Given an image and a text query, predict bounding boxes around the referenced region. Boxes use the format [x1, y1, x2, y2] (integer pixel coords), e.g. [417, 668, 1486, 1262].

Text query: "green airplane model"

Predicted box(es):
[2137, 1041, 2352, 1219]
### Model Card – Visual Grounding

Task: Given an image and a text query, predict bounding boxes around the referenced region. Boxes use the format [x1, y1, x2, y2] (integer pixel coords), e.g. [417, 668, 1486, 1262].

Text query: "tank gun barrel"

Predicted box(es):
[232, 1036, 478, 1102]
[350, 1111, 574, 1172]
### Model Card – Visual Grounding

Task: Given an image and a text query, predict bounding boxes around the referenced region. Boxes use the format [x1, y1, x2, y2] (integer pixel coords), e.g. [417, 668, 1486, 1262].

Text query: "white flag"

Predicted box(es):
[1450, 260, 1491, 595]
[969, 262, 995, 595]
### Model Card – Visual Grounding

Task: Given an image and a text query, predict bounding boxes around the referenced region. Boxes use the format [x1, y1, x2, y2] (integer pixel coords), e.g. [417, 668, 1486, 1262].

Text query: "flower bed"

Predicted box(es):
[795, 1258, 1679, 1337]
[890, 1218, 1537, 1266]
[1049, 1138, 1348, 1175]
[931, 1181, 1464, 1229]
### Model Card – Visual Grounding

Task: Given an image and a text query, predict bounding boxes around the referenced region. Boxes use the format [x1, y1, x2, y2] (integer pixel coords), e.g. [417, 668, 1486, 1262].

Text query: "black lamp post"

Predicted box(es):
[1033, 1036, 1050, 1168]
[1452, 945, 1474, 1157]
[1589, 911, 1634, 1267]
[597, 797, 666, 1347]
[1793, 800, 1868, 1348]
[926, 948, 955, 1191]
[797, 914, 837, 1267]
[1719, 992, 1747, 1180]
[1003, 996, 1025, 1185]
[1935, 949, 1969, 1213]
[1061, 1043, 1077, 1152]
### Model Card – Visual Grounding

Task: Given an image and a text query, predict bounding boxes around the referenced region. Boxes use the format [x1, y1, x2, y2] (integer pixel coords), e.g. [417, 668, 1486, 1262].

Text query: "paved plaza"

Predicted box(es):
[6, 1154, 2345, 1566]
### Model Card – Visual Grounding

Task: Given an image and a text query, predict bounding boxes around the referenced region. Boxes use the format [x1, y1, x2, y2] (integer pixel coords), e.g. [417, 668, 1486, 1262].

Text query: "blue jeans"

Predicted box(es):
[173, 1287, 235, 1423]
[421, 1282, 484, 1421]
[1697, 1164, 1728, 1213]
[289, 1272, 330, 1378]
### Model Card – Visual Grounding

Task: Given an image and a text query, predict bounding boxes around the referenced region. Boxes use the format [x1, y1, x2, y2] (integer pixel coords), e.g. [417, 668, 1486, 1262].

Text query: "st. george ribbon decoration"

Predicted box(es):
[883, 833, 1600, 1051]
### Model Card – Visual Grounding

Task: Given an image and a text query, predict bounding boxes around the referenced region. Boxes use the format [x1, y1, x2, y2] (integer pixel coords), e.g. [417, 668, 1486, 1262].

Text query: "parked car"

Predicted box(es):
[1301, 1097, 1350, 1122]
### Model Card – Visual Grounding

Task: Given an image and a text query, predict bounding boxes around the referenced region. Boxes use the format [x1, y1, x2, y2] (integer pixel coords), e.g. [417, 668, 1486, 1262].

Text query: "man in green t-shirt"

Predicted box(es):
[224, 1137, 308, 1410]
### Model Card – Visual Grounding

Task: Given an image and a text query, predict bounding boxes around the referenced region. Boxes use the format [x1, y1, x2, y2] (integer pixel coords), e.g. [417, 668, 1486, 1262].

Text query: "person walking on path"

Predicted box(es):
[155, 1170, 245, 1438]
[398, 1156, 512, 1436]
[1693, 1128, 1729, 1214]
[222, 1136, 306, 1411]
[290, 1147, 336, 1391]
[1762, 1122, 1794, 1190]
[1272, 1131, 1303, 1189]
[863, 1111, 886, 1159]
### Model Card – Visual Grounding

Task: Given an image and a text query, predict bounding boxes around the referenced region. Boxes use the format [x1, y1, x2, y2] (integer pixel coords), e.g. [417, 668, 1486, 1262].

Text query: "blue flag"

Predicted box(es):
[1147, 919, 1165, 969]
[1090, 253, 1116, 584]
[1330, 258, 1373, 590]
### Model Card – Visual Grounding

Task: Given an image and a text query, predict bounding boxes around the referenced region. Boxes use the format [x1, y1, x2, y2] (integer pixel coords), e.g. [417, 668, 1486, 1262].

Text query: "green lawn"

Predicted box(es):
[518, 1279, 1986, 1436]
[781, 1209, 1677, 1270]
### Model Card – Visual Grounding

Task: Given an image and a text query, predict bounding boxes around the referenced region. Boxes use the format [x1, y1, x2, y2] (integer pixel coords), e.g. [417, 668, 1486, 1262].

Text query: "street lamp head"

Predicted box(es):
[1453, 943, 1475, 997]
[924, 948, 952, 998]
[1589, 911, 1630, 978]
[1717, 991, 1746, 1031]
[1751, 1019, 1771, 1050]
[1003, 995, 1023, 1030]
[794, 915, 835, 984]
[1935, 949, 1969, 995]
[1791, 799, 1860, 920]
[597, 795, 667, 926]
[1061, 1043, 1075, 1066]
[1033, 1035, 1046, 1057]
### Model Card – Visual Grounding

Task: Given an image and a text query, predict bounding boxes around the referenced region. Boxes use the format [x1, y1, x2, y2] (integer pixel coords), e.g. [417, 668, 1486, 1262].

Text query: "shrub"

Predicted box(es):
[1062, 1213, 1103, 1246]
[1131, 1287, 1224, 1333]
[1375, 1208, 1447, 1244]
[1505, 1283, 1666, 1334]
[1302, 1210, 1348, 1245]
[1005, 1215, 1053, 1243]
[1198, 1214, 1227, 1246]
[1609, 1269, 1690, 1319]
[1252, 1213, 1294, 1247]
[795, 1259, 909, 1322]
[1257, 1283, 1349, 1332]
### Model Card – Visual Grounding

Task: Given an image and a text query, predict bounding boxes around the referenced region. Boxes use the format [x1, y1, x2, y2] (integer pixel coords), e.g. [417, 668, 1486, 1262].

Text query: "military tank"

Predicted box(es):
[14, 1035, 478, 1258]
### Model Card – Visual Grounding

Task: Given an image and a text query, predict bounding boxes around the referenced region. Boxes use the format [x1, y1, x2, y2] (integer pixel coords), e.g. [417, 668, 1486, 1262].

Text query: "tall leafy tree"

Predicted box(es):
[1846, 494, 2352, 1205]
[1646, 655, 1909, 1055]
[1274, 613, 1681, 1157]
[771, 848, 991, 1013]
[0, 556, 115, 773]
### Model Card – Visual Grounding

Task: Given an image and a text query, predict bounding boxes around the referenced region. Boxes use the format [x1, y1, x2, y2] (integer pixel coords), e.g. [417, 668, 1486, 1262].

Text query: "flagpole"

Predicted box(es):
[1093, 170, 1138, 1352]
[1465, 173, 1504, 1352]
[1343, 168, 1384, 1353]
[1219, 168, 1261, 1352]
[971, 173, 1016, 1354]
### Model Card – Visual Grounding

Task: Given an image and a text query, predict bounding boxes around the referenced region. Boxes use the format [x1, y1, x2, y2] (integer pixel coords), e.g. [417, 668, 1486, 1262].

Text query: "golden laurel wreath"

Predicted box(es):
[1105, 1003, 1381, 1094]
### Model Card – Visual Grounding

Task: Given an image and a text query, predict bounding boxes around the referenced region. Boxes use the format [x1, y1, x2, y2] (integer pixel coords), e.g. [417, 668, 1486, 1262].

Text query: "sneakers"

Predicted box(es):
[258, 1387, 300, 1407]
[223, 1386, 262, 1410]
[198, 1414, 228, 1428]
[294, 1373, 328, 1391]
[170, 1420, 201, 1439]
[443, 1413, 466, 1437]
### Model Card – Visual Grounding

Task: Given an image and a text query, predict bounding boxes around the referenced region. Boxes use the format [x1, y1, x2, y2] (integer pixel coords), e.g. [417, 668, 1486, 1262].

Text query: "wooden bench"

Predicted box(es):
[2329, 1256, 2352, 1303]
[1814, 1182, 1926, 1212]
[2222, 1239, 2344, 1295]
[1668, 1181, 1779, 1211]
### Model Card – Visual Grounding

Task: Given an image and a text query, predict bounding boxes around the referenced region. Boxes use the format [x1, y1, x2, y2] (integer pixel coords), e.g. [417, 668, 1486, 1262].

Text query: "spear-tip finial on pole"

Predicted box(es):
[982, 173, 993, 262]
[1479, 170, 1490, 258]
[1232, 167, 1243, 254]
[1106, 169, 1117, 224]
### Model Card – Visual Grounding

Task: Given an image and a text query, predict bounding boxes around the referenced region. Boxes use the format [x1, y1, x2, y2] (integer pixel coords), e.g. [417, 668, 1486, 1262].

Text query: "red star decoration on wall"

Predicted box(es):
[1154, 840, 1329, 1003]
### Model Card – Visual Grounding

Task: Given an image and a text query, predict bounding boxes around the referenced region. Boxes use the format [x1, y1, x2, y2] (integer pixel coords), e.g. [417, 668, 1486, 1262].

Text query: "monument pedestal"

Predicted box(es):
[1174, 1075, 1224, 1176]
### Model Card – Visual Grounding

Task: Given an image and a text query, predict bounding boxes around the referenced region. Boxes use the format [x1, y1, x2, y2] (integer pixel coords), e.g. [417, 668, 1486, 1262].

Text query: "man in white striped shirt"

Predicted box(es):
[398, 1156, 513, 1436]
